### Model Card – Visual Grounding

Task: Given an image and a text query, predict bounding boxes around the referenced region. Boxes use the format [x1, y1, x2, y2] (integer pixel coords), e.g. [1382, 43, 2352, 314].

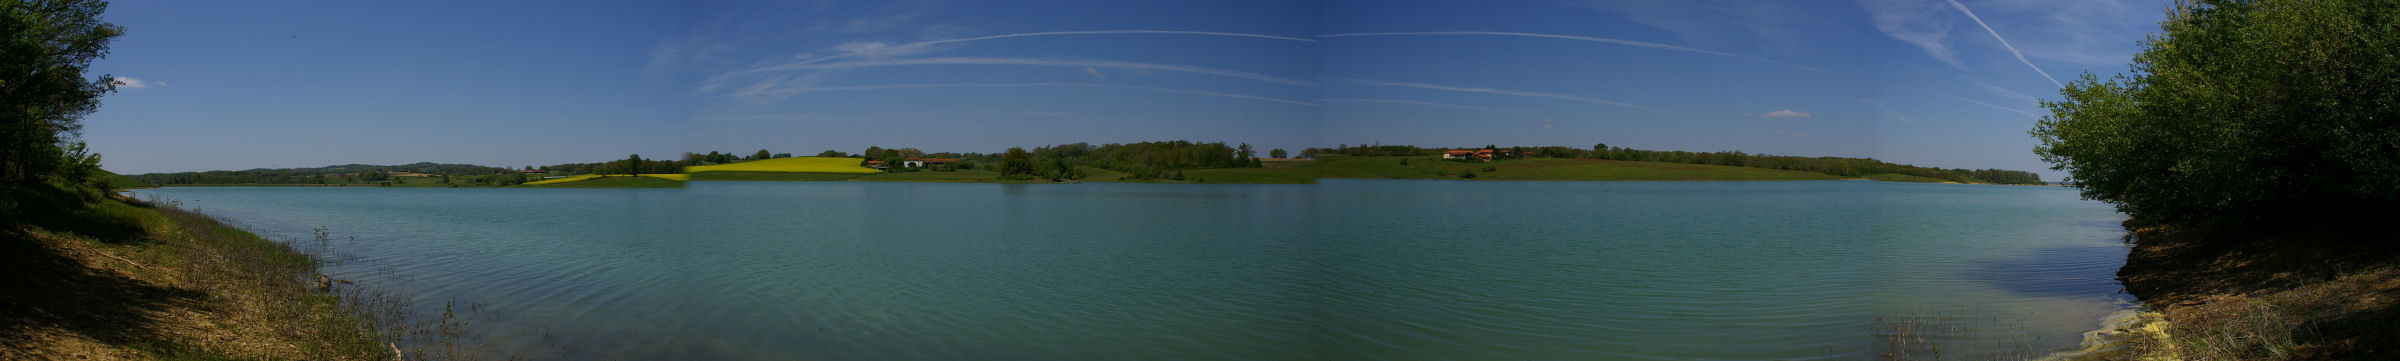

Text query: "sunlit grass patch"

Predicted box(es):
[685, 157, 879, 174]
[519, 175, 600, 186]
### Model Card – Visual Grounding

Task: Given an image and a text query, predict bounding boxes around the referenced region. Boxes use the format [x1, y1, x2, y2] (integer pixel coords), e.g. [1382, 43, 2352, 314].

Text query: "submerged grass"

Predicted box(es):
[1872, 311, 2044, 361]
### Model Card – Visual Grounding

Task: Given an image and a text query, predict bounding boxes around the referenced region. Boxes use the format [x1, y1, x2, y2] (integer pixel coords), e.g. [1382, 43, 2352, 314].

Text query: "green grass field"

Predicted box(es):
[859, 170, 1011, 182]
[1862, 173, 1957, 183]
[1075, 166, 1129, 182]
[685, 157, 880, 174]
[519, 175, 684, 188]
[521, 174, 604, 185]
[686, 171, 866, 181]
[684, 170, 1047, 183]
[1167, 155, 1844, 183]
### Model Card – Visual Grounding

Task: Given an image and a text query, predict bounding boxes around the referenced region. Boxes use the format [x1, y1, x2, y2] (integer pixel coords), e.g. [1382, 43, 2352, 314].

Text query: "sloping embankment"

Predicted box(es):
[1, 193, 390, 360]
[2109, 220, 2400, 360]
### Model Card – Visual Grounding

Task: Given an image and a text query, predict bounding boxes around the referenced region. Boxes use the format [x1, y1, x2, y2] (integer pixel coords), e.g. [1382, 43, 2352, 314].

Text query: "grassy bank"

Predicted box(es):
[1167, 155, 1847, 183]
[2109, 221, 2399, 360]
[519, 174, 686, 188]
[681, 156, 1859, 184]
[686, 170, 1057, 183]
[1, 182, 390, 360]
[683, 157, 880, 173]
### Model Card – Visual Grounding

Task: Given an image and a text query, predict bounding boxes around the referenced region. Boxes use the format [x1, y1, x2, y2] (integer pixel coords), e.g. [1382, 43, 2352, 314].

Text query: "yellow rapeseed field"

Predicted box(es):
[684, 157, 880, 174]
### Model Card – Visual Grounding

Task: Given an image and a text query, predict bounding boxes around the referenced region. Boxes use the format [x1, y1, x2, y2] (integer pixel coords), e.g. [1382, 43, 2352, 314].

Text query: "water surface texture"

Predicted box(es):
[140, 180, 2129, 360]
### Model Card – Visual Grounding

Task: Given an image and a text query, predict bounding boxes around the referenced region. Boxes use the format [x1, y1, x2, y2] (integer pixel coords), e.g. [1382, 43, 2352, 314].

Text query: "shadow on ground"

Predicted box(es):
[2117, 220, 2400, 360]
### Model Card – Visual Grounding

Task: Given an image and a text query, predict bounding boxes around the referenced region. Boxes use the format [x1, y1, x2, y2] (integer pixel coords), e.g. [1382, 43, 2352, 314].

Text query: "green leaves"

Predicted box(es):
[2, 0, 123, 213]
[2034, 0, 2400, 225]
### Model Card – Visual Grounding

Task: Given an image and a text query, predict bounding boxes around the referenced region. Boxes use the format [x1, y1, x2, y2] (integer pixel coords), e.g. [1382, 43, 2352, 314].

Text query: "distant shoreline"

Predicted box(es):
[155, 156, 2043, 188]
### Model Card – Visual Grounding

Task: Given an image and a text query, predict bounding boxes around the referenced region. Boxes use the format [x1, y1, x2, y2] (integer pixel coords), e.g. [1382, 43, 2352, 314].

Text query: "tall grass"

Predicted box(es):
[148, 193, 535, 360]
[2165, 265, 2397, 360]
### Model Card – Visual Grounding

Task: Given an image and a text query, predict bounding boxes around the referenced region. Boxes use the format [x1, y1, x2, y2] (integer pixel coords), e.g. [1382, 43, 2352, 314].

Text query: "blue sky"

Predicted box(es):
[85, 0, 2165, 178]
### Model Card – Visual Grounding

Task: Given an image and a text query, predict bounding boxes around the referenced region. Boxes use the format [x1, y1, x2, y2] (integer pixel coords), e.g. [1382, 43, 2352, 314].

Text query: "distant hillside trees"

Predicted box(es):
[1023, 140, 1260, 180]
[2033, 0, 2398, 226]
[1299, 145, 2043, 185]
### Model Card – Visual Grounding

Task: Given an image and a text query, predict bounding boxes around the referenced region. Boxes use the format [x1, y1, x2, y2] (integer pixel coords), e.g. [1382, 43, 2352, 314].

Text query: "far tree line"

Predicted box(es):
[1301, 143, 2043, 185]
[133, 140, 2043, 186]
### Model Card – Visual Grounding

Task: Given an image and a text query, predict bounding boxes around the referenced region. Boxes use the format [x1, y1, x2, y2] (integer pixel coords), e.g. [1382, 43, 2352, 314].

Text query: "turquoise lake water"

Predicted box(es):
[137, 180, 2131, 360]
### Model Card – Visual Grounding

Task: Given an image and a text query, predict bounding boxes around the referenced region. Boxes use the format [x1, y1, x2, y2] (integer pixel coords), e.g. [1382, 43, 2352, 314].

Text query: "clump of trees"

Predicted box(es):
[679, 149, 790, 165]
[1023, 141, 1260, 180]
[1, 0, 125, 212]
[2033, 0, 2398, 226]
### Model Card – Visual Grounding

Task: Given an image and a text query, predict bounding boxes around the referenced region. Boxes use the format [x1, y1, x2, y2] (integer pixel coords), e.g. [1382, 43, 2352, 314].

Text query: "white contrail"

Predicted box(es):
[1899, 85, 2040, 117]
[706, 110, 1207, 126]
[727, 82, 1316, 106]
[791, 30, 1314, 66]
[1319, 31, 1840, 75]
[1316, 98, 1523, 113]
[753, 57, 1315, 87]
[1945, 0, 2062, 87]
[1330, 78, 1660, 113]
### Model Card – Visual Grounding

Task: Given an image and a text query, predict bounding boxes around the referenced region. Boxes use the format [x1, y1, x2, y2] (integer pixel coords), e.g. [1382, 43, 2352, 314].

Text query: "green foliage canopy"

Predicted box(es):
[2032, 0, 2399, 225]
[1, 0, 123, 202]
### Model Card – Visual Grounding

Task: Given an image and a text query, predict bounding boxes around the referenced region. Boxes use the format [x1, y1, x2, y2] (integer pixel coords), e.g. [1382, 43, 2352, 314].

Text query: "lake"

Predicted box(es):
[135, 179, 2131, 360]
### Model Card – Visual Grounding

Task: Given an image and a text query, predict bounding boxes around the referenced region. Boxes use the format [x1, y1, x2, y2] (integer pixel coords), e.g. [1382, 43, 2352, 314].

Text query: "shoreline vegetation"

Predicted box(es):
[4, 180, 518, 360]
[4, 181, 379, 360]
[126, 142, 2051, 189]
[2024, 1, 2400, 360]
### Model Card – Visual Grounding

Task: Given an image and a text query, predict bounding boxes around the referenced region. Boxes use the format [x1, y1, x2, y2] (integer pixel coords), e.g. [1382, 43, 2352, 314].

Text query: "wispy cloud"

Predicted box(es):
[1748, 109, 1812, 118]
[112, 77, 149, 89]
[1315, 98, 1523, 113]
[1898, 85, 2040, 116]
[649, 20, 742, 72]
[707, 29, 1318, 103]
[1537, 118, 1558, 129]
[790, 30, 1314, 66]
[1318, 31, 1838, 75]
[1944, 0, 2062, 87]
[752, 57, 1315, 86]
[1970, 78, 2038, 104]
[1862, 0, 1961, 68]
[1329, 78, 1659, 112]
[705, 110, 1203, 126]
[1974, 0, 2154, 66]
[806, 3, 939, 34]
[724, 82, 1316, 106]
